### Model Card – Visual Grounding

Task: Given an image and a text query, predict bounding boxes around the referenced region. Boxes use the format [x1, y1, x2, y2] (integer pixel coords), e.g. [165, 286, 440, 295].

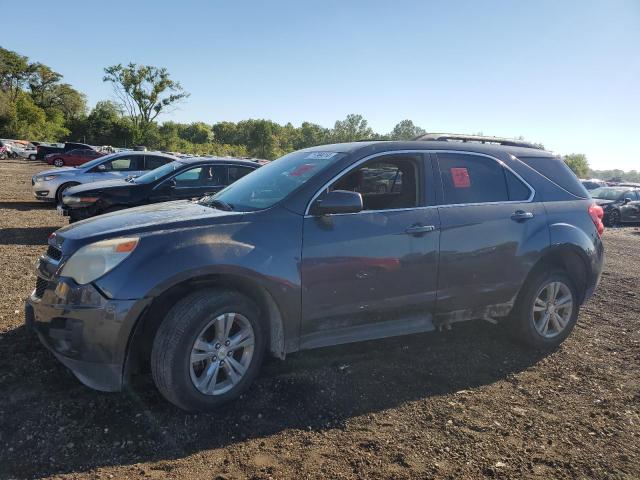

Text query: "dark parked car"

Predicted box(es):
[36, 141, 94, 161]
[26, 140, 604, 411]
[581, 179, 607, 190]
[61, 157, 259, 222]
[45, 148, 104, 167]
[590, 186, 640, 226]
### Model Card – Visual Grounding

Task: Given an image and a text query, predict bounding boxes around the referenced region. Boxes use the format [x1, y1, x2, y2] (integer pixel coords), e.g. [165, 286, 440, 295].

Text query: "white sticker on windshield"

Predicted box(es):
[305, 152, 338, 160]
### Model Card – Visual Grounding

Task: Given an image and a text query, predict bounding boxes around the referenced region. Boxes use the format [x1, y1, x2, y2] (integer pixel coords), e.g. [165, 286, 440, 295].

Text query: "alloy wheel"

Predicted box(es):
[532, 281, 574, 338]
[189, 312, 255, 395]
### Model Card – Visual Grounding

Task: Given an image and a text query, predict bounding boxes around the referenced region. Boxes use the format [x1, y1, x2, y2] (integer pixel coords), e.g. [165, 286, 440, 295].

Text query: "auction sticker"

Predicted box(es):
[305, 152, 338, 160]
[451, 167, 471, 188]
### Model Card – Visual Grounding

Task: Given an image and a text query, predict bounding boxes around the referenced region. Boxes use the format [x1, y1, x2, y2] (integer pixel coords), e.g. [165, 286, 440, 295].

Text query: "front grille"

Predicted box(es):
[35, 277, 48, 298]
[46, 245, 62, 261]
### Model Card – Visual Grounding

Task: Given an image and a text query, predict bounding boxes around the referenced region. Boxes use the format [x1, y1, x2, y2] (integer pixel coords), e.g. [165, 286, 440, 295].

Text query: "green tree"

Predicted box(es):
[330, 114, 374, 143]
[389, 119, 426, 140]
[103, 63, 189, 141]
[563, 153, 589, 178]
[0, 47, 32, 101]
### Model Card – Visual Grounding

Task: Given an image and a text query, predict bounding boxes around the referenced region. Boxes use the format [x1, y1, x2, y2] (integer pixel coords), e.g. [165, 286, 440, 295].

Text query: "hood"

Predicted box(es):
[593, 199, 615, 207]
[55, 200, 244, 251]
[65, 179, 132, 195]
[34, 167, 77, 177]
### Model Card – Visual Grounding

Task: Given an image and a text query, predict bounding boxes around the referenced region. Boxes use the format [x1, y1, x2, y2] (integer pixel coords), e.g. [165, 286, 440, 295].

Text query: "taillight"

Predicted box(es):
[588, 203, 604, 236]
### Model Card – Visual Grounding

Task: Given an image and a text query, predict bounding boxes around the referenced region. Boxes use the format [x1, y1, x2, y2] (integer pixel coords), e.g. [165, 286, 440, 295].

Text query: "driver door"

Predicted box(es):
[299, 152, 440, 349]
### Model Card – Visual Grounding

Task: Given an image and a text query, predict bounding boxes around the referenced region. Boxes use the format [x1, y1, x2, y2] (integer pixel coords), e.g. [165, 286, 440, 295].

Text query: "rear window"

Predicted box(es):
[517, 156, 589, 198]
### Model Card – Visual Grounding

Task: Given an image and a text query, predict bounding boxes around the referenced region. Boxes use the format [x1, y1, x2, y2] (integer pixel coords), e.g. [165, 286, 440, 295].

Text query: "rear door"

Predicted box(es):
[434, 152, 546, 320]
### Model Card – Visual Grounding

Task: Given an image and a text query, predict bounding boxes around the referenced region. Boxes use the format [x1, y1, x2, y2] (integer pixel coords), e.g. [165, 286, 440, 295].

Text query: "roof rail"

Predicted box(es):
[414, 133, 543, 149]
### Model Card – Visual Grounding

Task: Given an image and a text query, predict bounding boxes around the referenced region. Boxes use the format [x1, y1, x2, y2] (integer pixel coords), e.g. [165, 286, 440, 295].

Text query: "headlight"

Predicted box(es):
[61, 237, 139, 284]
[35, 175, 58, 182]
[63, 195, 99, 205]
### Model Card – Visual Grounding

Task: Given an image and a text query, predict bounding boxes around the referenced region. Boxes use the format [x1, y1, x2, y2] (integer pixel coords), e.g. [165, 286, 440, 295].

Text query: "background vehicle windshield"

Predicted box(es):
[79, 152, 121, 169]
[590, 187, 625, 200]
[134, 161, 185, 184]
[204, 151, 345, 211]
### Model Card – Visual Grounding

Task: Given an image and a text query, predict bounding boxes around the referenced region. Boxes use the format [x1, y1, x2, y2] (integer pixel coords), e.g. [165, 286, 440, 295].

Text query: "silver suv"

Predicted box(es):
[31, 151, 178, 204]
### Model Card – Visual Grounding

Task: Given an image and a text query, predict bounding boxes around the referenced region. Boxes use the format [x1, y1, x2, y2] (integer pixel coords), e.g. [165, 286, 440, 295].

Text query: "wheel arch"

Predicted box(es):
[123, 272, 286, 380]
[519, 244, 590, 307]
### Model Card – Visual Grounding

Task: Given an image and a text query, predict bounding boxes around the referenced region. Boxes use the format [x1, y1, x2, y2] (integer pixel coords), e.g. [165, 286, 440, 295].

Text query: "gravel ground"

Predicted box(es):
[1, 158, 639, 479]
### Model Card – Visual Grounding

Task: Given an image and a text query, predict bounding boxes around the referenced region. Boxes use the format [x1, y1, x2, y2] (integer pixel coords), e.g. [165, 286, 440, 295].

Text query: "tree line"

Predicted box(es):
[3, 45, 627, 180]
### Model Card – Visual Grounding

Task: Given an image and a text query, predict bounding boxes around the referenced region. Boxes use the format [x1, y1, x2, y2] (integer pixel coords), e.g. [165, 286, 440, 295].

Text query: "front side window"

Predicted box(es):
[206, 150, 346, 211]
[438, 153, 509, 205]
[173, 165, 225, 188]
[134, 161, 185, 184]
[330, 155, 420, 210]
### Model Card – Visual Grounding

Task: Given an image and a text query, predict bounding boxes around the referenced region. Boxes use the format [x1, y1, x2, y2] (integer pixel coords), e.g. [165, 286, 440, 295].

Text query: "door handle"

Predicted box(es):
[511, 210, 534, 221]
[405, 224, 437, 235]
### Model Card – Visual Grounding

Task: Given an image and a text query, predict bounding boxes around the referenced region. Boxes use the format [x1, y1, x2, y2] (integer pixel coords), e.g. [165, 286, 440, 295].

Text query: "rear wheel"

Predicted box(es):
[606, 209, 620, 227]
[53, 158, 65, 167]
[151, 289, 266, 412]
[509, 270, 579, 349]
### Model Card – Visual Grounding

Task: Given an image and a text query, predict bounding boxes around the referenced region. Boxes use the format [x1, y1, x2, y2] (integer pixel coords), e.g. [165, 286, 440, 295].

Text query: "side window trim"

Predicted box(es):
[433, 151, 535, 207]
[304, 150, 433, 216]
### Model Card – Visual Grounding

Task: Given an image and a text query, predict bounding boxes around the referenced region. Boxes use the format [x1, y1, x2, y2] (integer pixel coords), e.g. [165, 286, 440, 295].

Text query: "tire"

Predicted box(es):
[509, 270, 579, 349]
[605, 209, 620, 227]
[56, 182, 79, 205]
[151, 289, 266, 412]
[53, 158, 64, 167]
[28, 154, 36, 161]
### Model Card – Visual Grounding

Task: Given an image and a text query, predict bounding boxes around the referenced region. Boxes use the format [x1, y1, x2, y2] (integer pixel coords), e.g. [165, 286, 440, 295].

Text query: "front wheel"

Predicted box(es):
[28, 154, 36, 160]
[53, 158, 64, 167]
[509, 270, 579, 349]
[151, 289, 266, 412]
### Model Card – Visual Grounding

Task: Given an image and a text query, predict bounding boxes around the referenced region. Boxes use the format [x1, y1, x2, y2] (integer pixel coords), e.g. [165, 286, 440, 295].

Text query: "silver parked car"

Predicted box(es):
[32, 151, 178, 204]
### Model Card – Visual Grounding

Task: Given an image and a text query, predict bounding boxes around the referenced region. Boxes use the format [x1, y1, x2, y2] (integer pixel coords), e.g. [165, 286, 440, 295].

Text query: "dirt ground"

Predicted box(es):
[0, 158, 639, 480]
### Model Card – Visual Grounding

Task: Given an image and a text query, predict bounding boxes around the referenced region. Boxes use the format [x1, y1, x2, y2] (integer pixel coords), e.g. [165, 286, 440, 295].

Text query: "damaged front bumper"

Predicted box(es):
[25, 256, 150, 392]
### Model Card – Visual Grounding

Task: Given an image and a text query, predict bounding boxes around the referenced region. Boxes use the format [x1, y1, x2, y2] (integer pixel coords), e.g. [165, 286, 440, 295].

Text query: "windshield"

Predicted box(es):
[134, 160, 185, 184]
[78, 152, 122, 169]
[590, 188, 625, 200]
[202, 150, 345, 211]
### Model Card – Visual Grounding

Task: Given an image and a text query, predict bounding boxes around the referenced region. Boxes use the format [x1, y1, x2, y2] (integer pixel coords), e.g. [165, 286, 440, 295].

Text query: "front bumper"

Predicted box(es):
[31, 179, 59, 201]
[25, 256, 150, 392]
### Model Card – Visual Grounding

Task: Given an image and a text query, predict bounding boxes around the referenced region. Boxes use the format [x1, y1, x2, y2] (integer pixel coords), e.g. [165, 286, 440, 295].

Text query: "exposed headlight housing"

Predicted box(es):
[61, 237, 139, 285]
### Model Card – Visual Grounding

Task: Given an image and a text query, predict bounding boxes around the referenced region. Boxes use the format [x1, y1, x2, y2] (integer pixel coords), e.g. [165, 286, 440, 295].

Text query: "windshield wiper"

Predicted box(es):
[203, 198, 234, 211]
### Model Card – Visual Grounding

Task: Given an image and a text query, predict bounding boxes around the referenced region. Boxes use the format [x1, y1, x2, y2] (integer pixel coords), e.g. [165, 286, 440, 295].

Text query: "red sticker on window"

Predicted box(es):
[289, 163, 316, 177]
[451, 167, 471, 188]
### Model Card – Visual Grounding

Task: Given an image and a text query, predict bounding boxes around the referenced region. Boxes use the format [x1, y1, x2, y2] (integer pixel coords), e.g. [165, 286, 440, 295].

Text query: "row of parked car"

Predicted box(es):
[579, 179, 640, 227]
[27, 134, 606, 412]
[32, 149, 264, 222]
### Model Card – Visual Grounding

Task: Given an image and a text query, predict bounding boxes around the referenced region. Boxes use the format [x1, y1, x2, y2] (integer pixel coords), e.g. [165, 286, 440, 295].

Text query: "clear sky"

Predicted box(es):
[3, 0, 639, 170]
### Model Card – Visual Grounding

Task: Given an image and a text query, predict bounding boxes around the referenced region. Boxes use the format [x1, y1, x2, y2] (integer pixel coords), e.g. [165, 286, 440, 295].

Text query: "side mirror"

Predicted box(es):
[623, 197, 632, 204]
[97, 164, 106, 171]
[310, 190, 363, 216]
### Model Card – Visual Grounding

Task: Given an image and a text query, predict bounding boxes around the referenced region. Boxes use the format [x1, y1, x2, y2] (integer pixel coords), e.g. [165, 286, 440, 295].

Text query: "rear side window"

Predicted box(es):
[145, 155, 170, 170]
[228, 166, 254, 184]
[517, 156, 588, 198]
[437, 153, 509, 204]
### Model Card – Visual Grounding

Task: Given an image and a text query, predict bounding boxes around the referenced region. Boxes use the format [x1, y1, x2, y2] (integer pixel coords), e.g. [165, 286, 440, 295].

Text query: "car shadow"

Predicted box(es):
[0, 321, 551, 478]
[0, 201, 55, 211]
[0, 226, 60, 246]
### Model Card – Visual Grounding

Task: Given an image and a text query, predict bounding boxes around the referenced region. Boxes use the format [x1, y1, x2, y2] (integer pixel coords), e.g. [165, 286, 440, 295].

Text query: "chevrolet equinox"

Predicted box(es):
[25, 140, 605, 411]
